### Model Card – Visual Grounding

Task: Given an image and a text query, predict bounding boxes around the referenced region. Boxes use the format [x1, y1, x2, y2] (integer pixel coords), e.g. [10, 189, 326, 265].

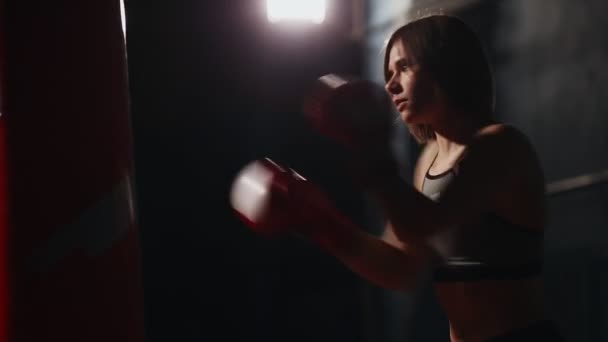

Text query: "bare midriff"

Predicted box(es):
[434, 276, 545, 342]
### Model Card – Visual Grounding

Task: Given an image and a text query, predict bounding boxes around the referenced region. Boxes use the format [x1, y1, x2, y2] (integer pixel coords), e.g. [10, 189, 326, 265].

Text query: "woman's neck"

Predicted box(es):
[432, 111, 492, 158]
[434, 133, 466, 160]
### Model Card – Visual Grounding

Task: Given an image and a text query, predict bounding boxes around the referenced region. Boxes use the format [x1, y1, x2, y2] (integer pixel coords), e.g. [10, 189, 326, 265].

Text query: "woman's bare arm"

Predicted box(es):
[322, 140, 438, 293]
[326, 140, 438, 292]
[323, 226, 429, 292]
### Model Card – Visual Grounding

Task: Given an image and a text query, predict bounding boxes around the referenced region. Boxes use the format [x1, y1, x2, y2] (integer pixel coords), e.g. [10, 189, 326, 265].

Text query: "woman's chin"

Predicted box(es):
[401, 111, 419, 124]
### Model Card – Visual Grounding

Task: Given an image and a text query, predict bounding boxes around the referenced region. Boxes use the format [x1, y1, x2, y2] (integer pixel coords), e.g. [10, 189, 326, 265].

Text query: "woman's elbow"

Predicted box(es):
[381, 271, 424, 293]
[389, 257, 432, 293]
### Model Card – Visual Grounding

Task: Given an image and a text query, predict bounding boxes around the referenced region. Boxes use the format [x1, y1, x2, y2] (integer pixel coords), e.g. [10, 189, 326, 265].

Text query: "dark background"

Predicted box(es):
[123, 0, 608, 341]
[125, 1, 377, 341]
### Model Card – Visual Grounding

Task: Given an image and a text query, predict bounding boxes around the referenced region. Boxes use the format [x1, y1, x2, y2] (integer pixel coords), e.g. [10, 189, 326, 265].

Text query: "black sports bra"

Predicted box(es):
[422, 154, 543, 282]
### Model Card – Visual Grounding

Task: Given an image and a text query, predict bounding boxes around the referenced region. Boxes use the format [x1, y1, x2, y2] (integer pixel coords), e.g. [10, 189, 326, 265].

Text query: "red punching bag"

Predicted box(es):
[0, 1, 8, 336]
[1, 0, 145, 341]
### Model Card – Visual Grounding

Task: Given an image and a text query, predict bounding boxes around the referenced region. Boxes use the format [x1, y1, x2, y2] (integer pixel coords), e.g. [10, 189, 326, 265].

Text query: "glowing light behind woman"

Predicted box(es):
[266, 0, 326, 24]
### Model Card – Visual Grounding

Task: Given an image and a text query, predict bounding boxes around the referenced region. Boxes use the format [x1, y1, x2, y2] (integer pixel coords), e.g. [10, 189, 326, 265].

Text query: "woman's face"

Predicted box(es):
[385, 40, 441, 125]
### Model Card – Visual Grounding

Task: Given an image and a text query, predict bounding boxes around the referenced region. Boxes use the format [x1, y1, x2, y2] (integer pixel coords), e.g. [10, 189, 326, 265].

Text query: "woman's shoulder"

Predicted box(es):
[476, 122, 518, 138]
[467, 123, 542, 184]
[476, 122, 530, 141]
[473, 122, 535, 154]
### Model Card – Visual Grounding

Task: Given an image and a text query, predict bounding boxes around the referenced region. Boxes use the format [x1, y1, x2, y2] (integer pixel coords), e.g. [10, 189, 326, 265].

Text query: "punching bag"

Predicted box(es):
[0, 0, 145, 341]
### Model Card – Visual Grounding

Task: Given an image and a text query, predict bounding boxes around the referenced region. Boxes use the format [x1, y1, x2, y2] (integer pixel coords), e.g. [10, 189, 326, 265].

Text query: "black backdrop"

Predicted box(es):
[124, 1, 383, 341]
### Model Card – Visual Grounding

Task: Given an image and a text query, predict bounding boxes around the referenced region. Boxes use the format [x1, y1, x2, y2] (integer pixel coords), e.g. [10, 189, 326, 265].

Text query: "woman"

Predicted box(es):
[377, 14, 564, 341]
[231, 14, 563, 342]
[307, 15, 562, 341]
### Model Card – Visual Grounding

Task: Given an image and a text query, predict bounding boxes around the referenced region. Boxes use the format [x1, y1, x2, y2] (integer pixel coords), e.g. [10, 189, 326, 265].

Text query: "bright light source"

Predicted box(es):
[120, 0, 127, 38]
[266, 0, 326, 24]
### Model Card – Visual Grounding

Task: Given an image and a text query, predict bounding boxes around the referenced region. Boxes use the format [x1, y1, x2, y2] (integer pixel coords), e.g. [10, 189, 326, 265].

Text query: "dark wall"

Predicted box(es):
[491, 2, 608, 340]
[124, 1, 384, 341]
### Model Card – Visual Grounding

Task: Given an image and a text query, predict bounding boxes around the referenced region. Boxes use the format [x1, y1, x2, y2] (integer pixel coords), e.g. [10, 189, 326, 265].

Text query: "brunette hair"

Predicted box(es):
[383, 15, 495, 143]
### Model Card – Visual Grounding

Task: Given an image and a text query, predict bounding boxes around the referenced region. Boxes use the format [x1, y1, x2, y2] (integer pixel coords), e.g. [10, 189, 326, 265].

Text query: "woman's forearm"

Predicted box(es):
[363, 158, 442, 245]
[329, 228, 428, 292]
[304, 212, 428, 292]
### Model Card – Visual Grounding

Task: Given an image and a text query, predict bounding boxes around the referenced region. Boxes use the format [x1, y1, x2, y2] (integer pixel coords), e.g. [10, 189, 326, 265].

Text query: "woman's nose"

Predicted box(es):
[385, 79, 401, 95]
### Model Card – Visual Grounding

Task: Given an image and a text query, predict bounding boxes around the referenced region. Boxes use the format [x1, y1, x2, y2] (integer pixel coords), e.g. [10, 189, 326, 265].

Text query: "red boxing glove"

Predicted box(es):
[303, 74, 395, 154]
[230, 158, 356, 250]
[303, 74, 400, 186]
